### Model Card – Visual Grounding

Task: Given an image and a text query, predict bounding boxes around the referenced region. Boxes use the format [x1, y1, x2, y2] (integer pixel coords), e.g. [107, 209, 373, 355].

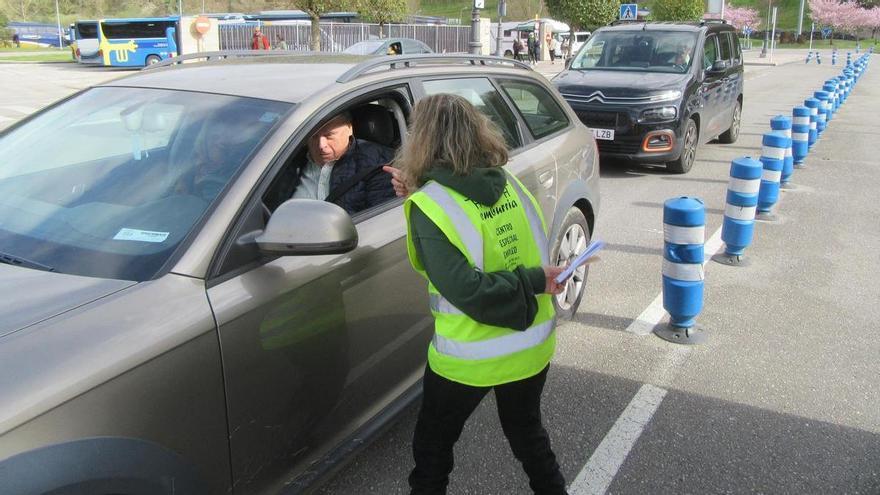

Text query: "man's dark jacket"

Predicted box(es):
[272, 139, 395, 215]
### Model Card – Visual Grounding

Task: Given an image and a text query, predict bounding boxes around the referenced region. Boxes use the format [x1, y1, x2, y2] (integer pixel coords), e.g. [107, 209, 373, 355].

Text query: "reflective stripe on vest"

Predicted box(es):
[505, 171, 550, 264]
[420, 182, 484, 270]
[432, 319, 554, 360]
[429, 293, 465, 315]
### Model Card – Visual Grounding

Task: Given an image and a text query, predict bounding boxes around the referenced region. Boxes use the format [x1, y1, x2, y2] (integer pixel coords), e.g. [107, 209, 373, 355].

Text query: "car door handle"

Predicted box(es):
[539, 170, 554, 189]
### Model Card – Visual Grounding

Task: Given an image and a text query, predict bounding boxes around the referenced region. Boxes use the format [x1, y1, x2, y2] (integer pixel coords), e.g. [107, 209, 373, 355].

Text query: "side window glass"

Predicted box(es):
[732, 32, 743, 62]
[498, 79, 570, 140]
[719, 32, 733, 61]
[423, 78, 522, 149]
[703, 35, 718, 71]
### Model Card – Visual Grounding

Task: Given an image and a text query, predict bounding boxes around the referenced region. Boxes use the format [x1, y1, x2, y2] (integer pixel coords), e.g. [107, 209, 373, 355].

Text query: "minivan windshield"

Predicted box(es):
[570, 30, 698, 73]
[0, 87, 290, 281]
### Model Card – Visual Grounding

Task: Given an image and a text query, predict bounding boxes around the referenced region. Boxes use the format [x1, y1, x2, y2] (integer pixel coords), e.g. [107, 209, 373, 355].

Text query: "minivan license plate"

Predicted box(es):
[593, 128, 614, 140]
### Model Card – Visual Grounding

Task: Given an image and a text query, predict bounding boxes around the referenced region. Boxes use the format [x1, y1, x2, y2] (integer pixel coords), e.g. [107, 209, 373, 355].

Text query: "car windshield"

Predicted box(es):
[0, 87, 291, 281]
[570, 30, 698, 74]
[343, 40, 385, 55]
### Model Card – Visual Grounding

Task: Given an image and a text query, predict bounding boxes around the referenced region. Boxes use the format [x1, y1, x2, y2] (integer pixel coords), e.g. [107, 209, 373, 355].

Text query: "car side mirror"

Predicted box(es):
[255, 199, 358, 256]
[708, 59, 730, 73]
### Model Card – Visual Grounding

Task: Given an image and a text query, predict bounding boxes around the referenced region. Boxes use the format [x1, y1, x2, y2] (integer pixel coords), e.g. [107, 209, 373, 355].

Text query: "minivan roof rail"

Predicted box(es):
[700, 18, 728, 24]
[337, 54, 533, 83]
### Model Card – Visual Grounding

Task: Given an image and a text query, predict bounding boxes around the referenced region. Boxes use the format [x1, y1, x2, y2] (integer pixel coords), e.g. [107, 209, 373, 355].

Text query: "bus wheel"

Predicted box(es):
[145, 55, 161, 66]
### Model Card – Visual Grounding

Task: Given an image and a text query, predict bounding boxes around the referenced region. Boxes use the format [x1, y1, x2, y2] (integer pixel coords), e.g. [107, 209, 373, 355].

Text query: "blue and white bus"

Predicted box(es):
[8, 22, 66, 48]
[97, 17, 179, 67]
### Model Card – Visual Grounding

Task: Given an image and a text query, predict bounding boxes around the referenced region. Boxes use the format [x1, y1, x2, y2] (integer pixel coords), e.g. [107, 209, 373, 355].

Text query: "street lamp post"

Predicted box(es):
[470, 0, 483, 55]
[54, 0, 62, 51]
[760, 0, 772, 57]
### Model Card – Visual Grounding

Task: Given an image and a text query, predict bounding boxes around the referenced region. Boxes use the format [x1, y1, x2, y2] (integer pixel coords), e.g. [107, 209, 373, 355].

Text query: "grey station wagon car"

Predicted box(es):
[0, 54, 599, 494]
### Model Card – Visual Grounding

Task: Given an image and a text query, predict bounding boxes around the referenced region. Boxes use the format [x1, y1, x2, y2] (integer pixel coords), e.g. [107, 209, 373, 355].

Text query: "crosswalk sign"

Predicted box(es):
[619, 3, 638, 20]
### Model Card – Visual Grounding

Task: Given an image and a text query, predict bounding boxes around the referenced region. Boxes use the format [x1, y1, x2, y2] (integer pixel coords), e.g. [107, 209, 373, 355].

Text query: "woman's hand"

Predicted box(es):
[543, 266, 566, 295]
[383, 165, 409, 198]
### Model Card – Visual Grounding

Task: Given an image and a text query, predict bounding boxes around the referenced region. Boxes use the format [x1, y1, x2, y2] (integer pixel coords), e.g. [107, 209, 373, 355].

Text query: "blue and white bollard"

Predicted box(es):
[714, 157, 762, 267]
[814, 90, 830, 136]
[836, 76, 848, 105]
[770, 115, 794, 188]
[847, 52, 852, 66]
[823, 81, 838, 116]
[805, 51, 813, 64]
[804, 97, 819, 148]
[792, 107, 810, 168]
[756, 131, 790, 221]
[817, 51, 822, 64]
[659, 196, 706, 344]
[832, 50, 838, 65]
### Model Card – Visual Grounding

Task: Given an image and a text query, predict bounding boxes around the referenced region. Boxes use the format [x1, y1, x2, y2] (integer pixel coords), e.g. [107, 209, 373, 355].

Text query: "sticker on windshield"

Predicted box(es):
[113, 228, 170, 243]
[259, 112, 280, 123]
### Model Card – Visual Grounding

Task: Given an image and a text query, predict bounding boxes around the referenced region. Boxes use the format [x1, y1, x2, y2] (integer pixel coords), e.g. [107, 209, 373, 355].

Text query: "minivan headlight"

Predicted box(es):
[639, 106, 678, 123]
[647, 90, 682, 103]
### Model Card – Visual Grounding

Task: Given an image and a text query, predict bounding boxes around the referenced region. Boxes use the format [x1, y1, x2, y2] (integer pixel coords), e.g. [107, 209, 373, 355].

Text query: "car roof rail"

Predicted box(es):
[336, 54, 533, 83]
[143, 50, 294, 70]
[700, 18, 728, 25]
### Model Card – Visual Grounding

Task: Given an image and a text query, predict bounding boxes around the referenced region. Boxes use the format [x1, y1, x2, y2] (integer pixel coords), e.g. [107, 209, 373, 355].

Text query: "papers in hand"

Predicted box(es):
[555, 240, 604, 284]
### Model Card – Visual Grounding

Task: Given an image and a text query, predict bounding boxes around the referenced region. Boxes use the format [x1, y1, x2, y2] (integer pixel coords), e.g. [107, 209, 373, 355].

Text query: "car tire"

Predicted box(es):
[550, 207, 591, 320]
[717, 99, 742, 144]
[666, 118, 698, 174]
[145, 55, 161, 66]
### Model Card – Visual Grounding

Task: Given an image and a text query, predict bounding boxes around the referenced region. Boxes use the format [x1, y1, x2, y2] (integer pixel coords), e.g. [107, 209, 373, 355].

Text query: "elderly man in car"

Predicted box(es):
[291, 112, 396, 215]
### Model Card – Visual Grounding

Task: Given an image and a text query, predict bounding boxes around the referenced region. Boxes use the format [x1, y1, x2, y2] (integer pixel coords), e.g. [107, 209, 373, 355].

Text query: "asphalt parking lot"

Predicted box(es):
[1, 56, 877, 494]
[318, 58, 880, 494]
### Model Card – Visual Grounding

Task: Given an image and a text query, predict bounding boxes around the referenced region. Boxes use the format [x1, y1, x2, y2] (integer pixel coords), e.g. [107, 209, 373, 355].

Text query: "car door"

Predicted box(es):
[716, 31, 739, 128]
[205, 88, 431, 493]
[698, 33, 724, 141]
[417, 76, 558, 219]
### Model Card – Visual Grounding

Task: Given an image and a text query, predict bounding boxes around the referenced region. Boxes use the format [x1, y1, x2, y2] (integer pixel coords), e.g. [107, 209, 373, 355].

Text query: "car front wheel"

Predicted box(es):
[550, 207, 591, 319]
[666, 118, 698, 174]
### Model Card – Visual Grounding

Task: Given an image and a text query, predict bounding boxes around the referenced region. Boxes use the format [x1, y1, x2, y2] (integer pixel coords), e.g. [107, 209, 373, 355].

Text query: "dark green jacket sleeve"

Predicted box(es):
[409, 204, 547, 331]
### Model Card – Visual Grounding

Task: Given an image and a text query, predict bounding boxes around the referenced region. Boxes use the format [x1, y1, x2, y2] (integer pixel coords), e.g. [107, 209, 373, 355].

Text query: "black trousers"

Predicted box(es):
[408, 364, 567, 495]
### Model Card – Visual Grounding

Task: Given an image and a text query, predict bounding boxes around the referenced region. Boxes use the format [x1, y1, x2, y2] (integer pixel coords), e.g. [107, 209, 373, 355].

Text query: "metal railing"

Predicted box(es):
[219, 22, 472, 54]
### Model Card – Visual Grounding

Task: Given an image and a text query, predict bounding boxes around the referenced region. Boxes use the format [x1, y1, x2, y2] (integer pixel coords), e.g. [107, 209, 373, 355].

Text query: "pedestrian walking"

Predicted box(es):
[549, 36, 559, 64]
[513, 37, 523, 62]
[394, 93, 569, 495]
[527, 32, 538, 64]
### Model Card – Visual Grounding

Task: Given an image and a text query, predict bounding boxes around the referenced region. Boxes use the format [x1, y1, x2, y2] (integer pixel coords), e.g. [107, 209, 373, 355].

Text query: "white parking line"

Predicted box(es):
[625, 226, 724, 335]
[568, 384, 668, 495]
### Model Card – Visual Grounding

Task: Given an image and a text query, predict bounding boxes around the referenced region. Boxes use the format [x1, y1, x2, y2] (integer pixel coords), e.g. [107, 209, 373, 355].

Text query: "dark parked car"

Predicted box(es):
[553, 20, 744, 173]
[0, 54, 598, 494]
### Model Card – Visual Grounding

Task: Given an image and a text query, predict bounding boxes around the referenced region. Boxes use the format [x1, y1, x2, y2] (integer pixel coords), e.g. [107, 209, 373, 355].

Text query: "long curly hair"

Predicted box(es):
[394, 93, 509, 190]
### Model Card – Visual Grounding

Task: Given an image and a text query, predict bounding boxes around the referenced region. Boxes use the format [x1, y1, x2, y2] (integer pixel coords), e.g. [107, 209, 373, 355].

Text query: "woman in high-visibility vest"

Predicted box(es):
[394, 93, 568, 495]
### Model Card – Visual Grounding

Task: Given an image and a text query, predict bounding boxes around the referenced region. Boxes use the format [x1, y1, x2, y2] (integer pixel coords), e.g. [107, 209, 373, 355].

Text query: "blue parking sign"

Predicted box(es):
[619, 3, 638, 20]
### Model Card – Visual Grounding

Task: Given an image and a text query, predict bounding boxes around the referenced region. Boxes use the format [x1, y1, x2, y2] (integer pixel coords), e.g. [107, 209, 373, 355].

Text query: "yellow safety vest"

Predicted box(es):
[405, 170, 556, 387]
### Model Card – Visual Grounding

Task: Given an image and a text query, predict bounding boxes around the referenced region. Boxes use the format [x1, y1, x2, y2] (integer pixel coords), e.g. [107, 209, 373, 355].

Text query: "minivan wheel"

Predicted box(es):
[718, 100, 742, 144]
[145, 55, 161, 66]
[666, 118, 698, 174]
[550, 207, 591, 319]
